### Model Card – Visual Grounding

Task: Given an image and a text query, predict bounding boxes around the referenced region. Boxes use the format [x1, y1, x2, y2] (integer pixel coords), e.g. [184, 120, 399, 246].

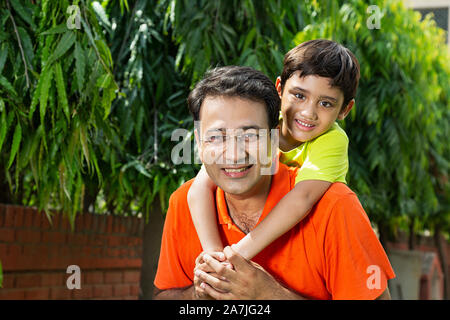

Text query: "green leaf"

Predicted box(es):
[39, 66, 53, 125]
[134, 161, 152, 178]
[74, 42, 85, 91]
[40, 24, 67, 35]
[96, 73, 112, 88]
[0, 107, 7, 153]
[17, 27, 34, 65]
[0, 75, 17, 96]
[0, 45, 8, 75]
[243, 28, 257, 50]
[53, 62, 70, 122]
[10, 0, 35, 29]
[7, 122, 22, 170]
[92, 1, 111, 28]
[46, 31, 76, 66]
[79, 126, 90, 169]
[19, 124, 42, 170]
[29, 74, 41, 120]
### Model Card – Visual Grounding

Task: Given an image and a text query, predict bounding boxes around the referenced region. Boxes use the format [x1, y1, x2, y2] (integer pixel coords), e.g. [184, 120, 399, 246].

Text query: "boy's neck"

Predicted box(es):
[279, 120, 303, 151]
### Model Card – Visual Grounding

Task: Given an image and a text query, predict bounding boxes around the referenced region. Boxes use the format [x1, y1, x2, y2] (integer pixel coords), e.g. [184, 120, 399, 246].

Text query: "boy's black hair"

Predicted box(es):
[187, 66, 280, 129]
[280, 39, 360, 108]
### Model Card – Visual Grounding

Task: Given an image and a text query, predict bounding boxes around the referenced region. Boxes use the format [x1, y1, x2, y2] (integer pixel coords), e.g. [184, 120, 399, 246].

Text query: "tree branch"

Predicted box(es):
[7, 0, 30, 88]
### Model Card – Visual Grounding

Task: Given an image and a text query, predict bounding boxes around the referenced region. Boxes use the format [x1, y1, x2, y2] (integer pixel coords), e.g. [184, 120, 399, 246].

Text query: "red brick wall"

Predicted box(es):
[0, 204, 143, 300]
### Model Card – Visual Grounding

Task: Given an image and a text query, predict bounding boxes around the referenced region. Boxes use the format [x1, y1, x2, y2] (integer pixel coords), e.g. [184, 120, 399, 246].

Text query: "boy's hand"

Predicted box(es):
[194, 251, 233, 299]
[195, 251, 228, 272]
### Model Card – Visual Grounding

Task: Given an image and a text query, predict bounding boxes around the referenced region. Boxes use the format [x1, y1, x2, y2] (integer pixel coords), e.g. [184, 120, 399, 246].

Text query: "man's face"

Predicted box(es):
[197, 96, 272, 196]
[279, 71, 352, 144]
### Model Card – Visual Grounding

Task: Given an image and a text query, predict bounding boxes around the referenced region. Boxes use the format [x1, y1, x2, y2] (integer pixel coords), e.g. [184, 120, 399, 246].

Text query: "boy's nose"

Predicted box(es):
[300, 101, 316, 120]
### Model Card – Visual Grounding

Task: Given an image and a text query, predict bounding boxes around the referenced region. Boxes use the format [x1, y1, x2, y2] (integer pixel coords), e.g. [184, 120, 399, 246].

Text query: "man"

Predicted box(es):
[153, 65, 395, 300]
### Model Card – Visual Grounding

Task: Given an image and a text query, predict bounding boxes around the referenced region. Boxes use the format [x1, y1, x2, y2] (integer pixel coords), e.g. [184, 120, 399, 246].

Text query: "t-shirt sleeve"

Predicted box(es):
[324, 193, 396, 300]
[153, 193, 194, 290]
[296, 126, 349, 184]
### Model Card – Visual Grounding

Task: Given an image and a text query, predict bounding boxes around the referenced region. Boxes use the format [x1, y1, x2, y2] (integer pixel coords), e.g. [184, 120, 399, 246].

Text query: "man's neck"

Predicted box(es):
[224, 175, 272, 234]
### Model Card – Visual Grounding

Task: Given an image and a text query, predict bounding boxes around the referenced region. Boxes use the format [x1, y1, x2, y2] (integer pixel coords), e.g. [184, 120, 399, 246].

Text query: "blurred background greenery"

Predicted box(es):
[0, 0, 449, 294]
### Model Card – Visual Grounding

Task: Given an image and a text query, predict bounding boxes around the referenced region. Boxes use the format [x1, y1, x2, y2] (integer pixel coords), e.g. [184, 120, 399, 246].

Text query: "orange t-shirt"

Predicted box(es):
[154, 163, 395, 299]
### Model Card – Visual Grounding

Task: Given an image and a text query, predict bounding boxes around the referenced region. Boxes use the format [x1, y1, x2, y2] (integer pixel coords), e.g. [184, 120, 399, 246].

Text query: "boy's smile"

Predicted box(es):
[277, 71, 353, 151]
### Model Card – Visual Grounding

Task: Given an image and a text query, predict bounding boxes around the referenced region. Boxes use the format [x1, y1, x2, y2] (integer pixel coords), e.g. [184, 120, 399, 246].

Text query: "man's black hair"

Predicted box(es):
[187, 66, 280, 129]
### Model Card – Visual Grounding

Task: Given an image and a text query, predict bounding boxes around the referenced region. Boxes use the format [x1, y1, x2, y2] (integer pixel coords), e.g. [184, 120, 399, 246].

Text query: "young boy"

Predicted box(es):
[188, 39, 360, 263]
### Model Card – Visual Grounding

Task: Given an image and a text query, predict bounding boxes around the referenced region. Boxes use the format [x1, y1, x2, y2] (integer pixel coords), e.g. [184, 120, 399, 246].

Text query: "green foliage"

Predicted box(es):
[168, 0, 306, 83]
[0, 0, 117, 225]
[0, 0, 448, 238]
[93, 0, 309, 219]
[293, 0, 450, 235]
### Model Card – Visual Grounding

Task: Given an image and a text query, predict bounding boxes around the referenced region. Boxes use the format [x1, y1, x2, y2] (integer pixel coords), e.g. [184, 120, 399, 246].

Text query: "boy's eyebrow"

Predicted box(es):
[290, 86, 338, 103]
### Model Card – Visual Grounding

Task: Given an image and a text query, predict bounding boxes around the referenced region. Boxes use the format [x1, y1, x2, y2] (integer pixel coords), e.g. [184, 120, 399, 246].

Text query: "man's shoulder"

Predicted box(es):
[323, 182, 356, 201]
[168, 178, 194, 208]
[309, 182, 363, 223]
[170, 178, 193, 198]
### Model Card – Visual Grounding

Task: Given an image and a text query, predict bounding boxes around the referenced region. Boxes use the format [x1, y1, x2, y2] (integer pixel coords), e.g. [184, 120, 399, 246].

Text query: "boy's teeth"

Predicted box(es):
[224, 167, 248, 173]
[296, 119, 314, 127]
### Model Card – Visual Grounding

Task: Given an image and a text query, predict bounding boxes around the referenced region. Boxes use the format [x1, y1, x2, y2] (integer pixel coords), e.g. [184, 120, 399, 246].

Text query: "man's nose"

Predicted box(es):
[223, 137, 247, 164]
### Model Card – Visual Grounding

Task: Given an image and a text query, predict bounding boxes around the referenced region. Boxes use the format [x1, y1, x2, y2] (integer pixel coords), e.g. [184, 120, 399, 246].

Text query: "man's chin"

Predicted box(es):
[219, 182, 253, 196]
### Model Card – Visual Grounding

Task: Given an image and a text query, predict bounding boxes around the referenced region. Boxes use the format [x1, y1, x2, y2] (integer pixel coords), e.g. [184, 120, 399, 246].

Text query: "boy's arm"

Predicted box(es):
[233, 179, 331, 260]
[187, 165, 223, 252]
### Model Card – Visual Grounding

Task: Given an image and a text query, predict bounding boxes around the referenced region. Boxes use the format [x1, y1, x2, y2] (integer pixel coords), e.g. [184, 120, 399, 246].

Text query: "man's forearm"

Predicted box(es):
[153, 285, 195, 300]
[270, 281, 307, 300]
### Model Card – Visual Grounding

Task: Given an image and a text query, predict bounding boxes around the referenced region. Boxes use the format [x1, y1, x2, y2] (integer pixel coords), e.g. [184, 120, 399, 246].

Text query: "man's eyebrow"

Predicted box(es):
[290, 86, 338, 103]
[205, 128, 225, 134]
[241, 125, 262, 131]
[205, 126, 262, 133]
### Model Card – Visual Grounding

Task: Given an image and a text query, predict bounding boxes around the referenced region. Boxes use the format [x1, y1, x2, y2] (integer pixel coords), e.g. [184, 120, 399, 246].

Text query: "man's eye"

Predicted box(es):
[243, 133, 258, 141]
[207, 135, 224, 143]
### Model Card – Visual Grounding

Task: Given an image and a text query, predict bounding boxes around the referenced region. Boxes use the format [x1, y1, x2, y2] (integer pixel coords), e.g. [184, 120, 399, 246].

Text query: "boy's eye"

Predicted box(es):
[320, 101, 333, 108]
[294, 93, 305, 100]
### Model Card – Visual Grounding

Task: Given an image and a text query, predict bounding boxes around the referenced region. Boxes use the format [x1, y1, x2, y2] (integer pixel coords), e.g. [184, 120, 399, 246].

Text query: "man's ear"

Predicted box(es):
[275, 76, 282, 99]
[337, 99, 355, 120]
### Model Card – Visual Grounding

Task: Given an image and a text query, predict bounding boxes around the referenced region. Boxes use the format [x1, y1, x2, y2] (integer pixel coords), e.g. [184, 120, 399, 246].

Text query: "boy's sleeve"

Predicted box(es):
[153, 193, 194, 290]
[296, 126, 348, 184]
[324, 193, 396, 299]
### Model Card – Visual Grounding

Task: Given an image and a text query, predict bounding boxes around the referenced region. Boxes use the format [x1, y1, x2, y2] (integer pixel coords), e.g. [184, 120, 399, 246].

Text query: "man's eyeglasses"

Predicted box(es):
[201, 131, 262, 147]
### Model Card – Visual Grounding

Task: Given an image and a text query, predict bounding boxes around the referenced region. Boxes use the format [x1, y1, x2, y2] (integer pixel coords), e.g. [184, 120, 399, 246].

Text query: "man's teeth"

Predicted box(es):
[224, 167, 249, 173]
[296, 119, 314, 127]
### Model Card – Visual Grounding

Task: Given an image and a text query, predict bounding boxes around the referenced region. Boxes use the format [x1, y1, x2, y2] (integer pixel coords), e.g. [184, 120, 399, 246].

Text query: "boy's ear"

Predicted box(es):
[275, 76, 282, 98]
[337, 99, 355, 120]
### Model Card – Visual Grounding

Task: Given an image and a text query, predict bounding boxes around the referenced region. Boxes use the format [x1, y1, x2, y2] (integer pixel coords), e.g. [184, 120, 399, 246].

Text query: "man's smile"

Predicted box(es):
[221, 164, 254, 178]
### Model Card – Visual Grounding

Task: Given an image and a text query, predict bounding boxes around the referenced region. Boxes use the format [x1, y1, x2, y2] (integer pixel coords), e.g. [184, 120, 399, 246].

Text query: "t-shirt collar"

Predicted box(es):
[215, 163, 292, 230]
